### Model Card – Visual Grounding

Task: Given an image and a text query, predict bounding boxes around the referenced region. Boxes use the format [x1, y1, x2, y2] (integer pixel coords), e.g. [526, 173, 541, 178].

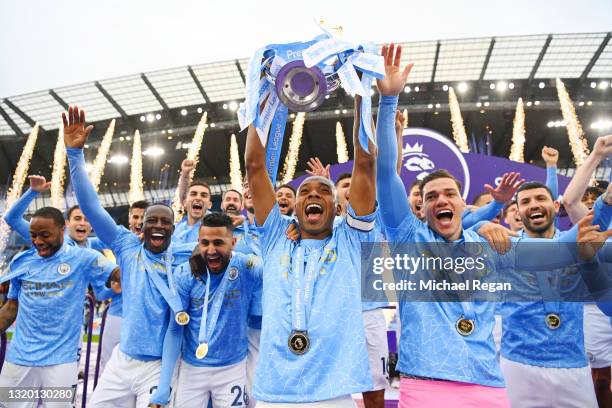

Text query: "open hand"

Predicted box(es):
[306, 157, 331, 180]
[28, 175, 51, 193]
[376, 43, 413, 97]
[61, 106, 93, 149]
[485, 172, 525, 203]
[577, 210, 612, 260]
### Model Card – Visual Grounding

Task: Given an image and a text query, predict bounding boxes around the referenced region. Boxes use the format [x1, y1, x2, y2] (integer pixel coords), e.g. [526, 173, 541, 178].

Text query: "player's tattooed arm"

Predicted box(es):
[0, 300, 18, 335]
[178, 159, 195, 206]
[395, 109, 404, 175]
[349, 93, 377, 216]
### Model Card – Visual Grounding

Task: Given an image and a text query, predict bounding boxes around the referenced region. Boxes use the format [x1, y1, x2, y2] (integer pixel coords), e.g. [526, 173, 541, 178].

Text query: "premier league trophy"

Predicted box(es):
[238, 24, 385, 183]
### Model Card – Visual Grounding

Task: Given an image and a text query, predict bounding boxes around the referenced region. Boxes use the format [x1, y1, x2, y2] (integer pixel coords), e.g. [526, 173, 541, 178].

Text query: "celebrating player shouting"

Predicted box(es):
[244, 42, 388, 405]
[62, 106, 195, 407]
[0, 206, 118, 406]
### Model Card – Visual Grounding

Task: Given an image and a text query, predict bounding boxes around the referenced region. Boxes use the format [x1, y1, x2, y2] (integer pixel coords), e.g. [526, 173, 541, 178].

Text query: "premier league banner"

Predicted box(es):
[292, 127, 571, 220]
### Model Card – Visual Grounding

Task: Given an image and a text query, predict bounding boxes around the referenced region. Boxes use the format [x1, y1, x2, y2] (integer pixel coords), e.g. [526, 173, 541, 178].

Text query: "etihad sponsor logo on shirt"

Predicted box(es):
[21, 280, 75, 297]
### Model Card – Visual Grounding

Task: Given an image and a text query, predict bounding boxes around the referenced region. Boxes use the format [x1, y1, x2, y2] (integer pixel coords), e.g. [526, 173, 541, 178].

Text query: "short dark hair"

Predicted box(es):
[33, 207, 65, 227]
[130, 200, 149, 211]
[66, 205, 81, 220]
[419, 169, 462, 196]
[502, 199, 517, 218]
[276, 184, 296, 196]
[222, 189, 243, 202]
[334, 173, 352, 186]
[472, 192, 492, 206]
[516, 181, 554, 202]
[189, 180, 211, 195]
[145, 202, 175, 218]
[200, 212, 234, 231]
[584, 186, 604, 198]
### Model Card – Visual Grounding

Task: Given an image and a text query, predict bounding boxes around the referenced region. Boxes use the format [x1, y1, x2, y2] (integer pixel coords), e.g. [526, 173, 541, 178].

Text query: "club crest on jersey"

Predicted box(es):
[58, 263, 71, 275]
[228, 267, 239, 280]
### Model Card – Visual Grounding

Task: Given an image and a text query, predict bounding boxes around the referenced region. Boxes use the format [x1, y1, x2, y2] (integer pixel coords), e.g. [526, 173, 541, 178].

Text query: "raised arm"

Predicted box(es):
[2, 175, 50, 242]
[349, 94, 376, 215]
[178, 159, 195, 206]
[244, 120, 276, 226]
[63, 106, 121, 245]
[395, 110, 404, 175]
[542, 146, 559, 198]
[375, 44, 414, 228]
[563, 135, 612, 223]
[463, 172, 524, 228]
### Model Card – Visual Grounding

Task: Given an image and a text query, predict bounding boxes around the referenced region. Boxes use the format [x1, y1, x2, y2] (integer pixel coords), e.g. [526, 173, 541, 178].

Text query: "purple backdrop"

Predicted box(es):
[290, 127, 572, 229]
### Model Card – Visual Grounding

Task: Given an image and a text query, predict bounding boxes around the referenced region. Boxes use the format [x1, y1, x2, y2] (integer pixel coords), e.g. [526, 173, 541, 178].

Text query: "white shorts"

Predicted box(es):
[0, 361, 78, 408]
[257, 395, 355, 408]
[500, 356, 597, 408]
[172, 359, 247, 408]
[246, 327, 261, 407]
[363, 308, 389, 391]
[89, 347, 162, 408]
[583, 303, 612, 368]
[99, 314, 122, 376]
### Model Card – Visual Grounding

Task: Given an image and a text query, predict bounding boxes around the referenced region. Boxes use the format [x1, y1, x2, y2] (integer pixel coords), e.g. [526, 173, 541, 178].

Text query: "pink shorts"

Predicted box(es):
[399, 377, 510, 408]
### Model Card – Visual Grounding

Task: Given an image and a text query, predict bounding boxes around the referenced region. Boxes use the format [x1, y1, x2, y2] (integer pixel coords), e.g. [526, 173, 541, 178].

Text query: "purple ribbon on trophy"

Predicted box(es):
[238, 28, 385, 183]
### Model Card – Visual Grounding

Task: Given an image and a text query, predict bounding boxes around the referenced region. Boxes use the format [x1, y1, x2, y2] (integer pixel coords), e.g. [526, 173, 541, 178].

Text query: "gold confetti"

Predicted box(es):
[281, 112, 305, 184]
[128, 130, 145, 205]
[90, 119, 115, 192]
[448, 87, 470, 153]
[229, 134, 243, 191]
[509, 98, 526, 162]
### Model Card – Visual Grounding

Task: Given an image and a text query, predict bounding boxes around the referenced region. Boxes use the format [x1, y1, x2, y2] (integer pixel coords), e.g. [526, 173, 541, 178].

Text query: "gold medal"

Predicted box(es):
[175, 311, 190, 326]
[196, 343, 209, 359]
[455, 318, 475, 336]
[288, 331, 310, 355]
[545, 313, 561, 330]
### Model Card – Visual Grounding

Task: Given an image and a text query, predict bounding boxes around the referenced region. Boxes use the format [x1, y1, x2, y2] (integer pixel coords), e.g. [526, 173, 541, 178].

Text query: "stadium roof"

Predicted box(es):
[0, 31, 610, 198]
[1, 32, 610, 137]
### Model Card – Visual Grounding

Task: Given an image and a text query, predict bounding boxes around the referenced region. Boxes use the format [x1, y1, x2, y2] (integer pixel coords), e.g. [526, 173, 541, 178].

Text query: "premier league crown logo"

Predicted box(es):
[400, 128, 471, 199]
[402, 142, 435, 181]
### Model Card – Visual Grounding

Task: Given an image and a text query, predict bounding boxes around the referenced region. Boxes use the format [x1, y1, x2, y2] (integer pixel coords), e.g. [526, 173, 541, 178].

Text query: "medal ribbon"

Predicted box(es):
[290, 241, 327, 332]
[536, 272, 560, 317]
[197, 256, 234, 346]
[521, 230, 561, 316]
[140, 246, 184, 314]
